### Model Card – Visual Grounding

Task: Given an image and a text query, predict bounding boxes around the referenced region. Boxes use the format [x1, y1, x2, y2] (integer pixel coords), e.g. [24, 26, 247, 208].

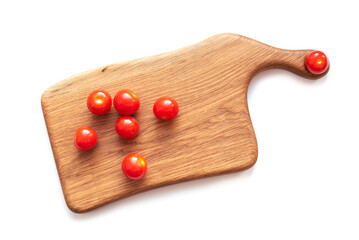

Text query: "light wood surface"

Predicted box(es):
[41, 33, 329, 213]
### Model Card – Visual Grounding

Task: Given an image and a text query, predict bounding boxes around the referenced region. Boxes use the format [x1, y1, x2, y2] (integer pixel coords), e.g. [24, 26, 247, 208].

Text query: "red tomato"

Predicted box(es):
[87, 90, 112, 115]
[122, 153, 147, 180]
[153, 96, 179, 121]
[113, 89, 140, 115]
[115, 116, 139, 139]
[74, 126, 97, 151]
[305, 51, 329, 75]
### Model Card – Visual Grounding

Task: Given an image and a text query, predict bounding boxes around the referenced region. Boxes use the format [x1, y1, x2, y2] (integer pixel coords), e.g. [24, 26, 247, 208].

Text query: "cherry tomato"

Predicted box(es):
[122, 153, 147, 180]
[153, 96, 179, 121]
[74, 126, 97, 151]
[113, 89, 140, 115]
[115, 116, 139, 139]
[87, 90, 112, 115]
[305, 51, 329, 75]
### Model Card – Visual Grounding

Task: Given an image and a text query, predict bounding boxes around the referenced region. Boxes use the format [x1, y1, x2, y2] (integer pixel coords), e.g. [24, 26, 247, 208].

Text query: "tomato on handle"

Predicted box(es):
[305, 51, 329, 75]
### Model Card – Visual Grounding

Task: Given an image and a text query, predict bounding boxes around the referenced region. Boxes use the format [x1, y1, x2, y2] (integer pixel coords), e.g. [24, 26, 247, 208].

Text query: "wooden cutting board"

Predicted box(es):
[41, 33, 329, 213]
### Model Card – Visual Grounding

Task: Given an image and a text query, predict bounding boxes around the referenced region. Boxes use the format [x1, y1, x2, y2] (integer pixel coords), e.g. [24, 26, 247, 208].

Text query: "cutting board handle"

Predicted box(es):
[206, 33, 329, 82]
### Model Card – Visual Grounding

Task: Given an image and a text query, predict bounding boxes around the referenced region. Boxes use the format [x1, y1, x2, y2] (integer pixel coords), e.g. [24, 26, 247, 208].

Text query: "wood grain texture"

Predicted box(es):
[41, 33, 329, 213]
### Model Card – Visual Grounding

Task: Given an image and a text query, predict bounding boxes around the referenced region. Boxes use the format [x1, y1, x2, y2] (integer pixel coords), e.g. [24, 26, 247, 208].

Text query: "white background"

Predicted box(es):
[1, 0, 358, 239]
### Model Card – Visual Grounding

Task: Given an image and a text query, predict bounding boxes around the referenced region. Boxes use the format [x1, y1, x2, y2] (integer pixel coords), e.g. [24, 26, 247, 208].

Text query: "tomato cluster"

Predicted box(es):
[74, 89, 179, 180]
[73, 51, 326, 180]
